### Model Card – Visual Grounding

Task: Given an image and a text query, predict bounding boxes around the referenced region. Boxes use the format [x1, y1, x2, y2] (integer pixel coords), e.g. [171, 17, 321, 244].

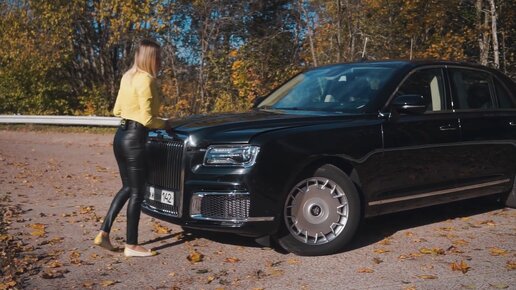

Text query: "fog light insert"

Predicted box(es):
[190, 192, 250, 222]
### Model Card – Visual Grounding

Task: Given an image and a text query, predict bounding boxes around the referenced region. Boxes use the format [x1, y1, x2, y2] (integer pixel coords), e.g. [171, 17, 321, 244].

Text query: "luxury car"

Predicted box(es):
[142, 60, 516, 256]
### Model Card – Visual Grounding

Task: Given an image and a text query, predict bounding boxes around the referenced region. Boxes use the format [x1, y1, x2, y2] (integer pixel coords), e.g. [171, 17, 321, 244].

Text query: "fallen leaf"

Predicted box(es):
[452, 239, 469, 246]
[41, 269, 68, 279]
[419, 247, 445, 255]
[479, 220, 496, 226]
[378, 238, 392, 245]
[404, 231, 414, 237]
[372, 257, 383, 264]
[439, 227, 454, 231]
[450, 260, 470, 274]
[373, 248, 390, 254]
[399, 253, 422, 260]
[83, 281, 95, 288]
[69, 250, 81, 264]
[489, 283, 509, 289]
[29, 223, 46, 237]
[269, 268, 284, 277]
[287, 258, 300, 265]
[79, 206, 94, 214]
[404, 286, 417, 290]
[100, 280, 118, 287]
[153, 222, 171, 234]
[187, 250, 203, 263]
[207, 275, 215, 283]
[506, 260, 516, 270]
[0, 281, 17, 289]
[447, 246, 464, 254]
[412, 238, 427, 243]
[489, 247, 508, 256]
[39, 237, 64, 246]
[357, 267, 374, 273]
[46, 260, 62, 268]
[224, 257, 240, 263]
[417, 274, 437, 280]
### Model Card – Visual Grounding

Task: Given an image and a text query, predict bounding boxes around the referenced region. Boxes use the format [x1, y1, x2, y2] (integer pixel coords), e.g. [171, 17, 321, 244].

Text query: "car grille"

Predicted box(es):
[192, 193, 250, 221]
[144, 137, 184, 217]
[146, 139, 184, 190]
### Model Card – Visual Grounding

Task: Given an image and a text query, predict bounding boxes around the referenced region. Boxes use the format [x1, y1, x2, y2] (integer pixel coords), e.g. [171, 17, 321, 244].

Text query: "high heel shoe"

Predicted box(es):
[124, 246, 157, 257]
[94, 232, 114, 251]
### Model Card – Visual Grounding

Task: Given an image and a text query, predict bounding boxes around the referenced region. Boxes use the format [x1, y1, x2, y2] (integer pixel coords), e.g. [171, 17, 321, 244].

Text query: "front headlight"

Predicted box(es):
[203, 145, 260, 167]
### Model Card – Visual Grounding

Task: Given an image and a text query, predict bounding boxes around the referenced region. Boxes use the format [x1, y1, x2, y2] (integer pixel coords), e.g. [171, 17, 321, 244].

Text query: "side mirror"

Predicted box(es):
[253, 96, 266, 108]
[391, 94, 427, 114]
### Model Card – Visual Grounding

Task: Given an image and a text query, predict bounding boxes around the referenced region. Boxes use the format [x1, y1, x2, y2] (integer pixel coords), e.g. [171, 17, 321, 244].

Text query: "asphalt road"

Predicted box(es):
[1, 129, 515, 290]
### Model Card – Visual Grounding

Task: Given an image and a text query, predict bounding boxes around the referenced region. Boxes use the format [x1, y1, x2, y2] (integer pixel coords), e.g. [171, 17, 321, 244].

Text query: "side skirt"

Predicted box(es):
[366, 178, 510, 217]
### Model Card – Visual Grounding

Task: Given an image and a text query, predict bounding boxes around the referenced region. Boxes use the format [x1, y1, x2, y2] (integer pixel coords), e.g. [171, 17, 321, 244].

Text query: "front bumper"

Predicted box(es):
[141, 188, 277, 237]
[142, 131, 281, 237]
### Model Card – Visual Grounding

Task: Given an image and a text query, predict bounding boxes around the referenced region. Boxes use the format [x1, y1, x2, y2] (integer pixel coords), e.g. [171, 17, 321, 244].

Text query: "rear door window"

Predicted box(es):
[449, 69, 495, 110]
[494, 78, 516, 109]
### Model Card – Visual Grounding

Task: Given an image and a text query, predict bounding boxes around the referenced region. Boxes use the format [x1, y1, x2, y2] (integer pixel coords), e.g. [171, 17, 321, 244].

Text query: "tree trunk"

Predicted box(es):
[488, 0, 500, 68]
[300, 0, 318, 66]
[476, 0, 489, 65]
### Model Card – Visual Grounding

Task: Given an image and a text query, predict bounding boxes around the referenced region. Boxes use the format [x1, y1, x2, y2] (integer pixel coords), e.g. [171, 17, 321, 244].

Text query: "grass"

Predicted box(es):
[0, 124, 117, 134]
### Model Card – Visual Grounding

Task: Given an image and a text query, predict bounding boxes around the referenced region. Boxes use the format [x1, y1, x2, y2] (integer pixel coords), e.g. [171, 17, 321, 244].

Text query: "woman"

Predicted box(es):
[94, 39, 170, 257]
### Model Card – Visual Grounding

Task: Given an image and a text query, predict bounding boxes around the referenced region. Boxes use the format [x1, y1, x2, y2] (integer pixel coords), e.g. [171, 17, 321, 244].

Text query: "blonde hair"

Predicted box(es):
[127, 39, 161, 78]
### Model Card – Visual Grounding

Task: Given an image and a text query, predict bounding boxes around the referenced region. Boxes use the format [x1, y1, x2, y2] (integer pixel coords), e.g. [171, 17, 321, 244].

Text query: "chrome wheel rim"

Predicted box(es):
[284, 177, 349, 245]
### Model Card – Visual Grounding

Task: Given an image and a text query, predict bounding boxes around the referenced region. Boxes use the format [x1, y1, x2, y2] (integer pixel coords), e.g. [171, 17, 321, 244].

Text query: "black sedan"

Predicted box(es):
[142, 60, 516, 256]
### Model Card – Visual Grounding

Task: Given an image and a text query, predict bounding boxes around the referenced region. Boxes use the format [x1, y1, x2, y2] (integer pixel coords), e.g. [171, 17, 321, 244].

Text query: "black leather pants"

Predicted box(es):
[100, 121, 148, 245]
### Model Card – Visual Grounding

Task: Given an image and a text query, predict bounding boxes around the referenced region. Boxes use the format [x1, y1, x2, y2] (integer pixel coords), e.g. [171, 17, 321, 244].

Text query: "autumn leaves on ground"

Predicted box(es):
[1, 129, 515, 290]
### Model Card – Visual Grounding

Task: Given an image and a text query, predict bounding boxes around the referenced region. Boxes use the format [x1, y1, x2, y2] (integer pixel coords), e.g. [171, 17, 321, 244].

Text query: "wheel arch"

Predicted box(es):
[281, 156, 367, 218]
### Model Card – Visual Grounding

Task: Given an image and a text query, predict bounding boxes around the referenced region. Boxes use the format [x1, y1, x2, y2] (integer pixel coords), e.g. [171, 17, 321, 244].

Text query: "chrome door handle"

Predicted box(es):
[509, 121, 516, 126]
[439, 124, 458, 131]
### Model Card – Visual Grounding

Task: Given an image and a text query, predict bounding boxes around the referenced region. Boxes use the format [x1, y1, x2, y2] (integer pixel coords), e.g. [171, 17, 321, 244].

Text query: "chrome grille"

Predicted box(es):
[144, 137, 184, 217]
[191, 193, 250, 221]
[146, 139, 183, 190]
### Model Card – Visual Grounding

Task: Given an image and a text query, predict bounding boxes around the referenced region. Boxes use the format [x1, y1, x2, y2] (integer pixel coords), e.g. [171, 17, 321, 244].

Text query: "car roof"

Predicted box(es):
[308, 60, 512, 81]
[313, 59, 490, 70]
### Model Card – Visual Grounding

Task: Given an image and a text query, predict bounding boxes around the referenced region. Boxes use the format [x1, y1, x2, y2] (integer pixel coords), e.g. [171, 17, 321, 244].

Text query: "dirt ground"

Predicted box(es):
[0, 129, 515, 290]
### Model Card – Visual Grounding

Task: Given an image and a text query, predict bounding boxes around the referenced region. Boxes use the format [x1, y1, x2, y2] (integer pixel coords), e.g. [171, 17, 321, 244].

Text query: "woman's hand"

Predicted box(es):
[164, 119, 173, 131]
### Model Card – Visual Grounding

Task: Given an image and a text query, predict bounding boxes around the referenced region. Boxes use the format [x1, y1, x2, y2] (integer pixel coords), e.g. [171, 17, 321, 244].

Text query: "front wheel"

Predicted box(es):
[275, 164, 361, 256]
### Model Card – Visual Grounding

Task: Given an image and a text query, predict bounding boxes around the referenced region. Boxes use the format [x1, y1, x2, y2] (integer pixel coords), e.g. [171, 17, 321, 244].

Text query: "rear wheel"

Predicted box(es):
[275, 164, 361, 256]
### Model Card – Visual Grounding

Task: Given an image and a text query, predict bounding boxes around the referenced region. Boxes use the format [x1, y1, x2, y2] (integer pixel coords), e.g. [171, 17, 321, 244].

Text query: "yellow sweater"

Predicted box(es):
[113, 70, 166, 129]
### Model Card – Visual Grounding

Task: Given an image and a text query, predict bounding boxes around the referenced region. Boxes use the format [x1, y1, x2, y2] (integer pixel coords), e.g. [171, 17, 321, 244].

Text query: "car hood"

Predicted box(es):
[154, 109, 366, 147]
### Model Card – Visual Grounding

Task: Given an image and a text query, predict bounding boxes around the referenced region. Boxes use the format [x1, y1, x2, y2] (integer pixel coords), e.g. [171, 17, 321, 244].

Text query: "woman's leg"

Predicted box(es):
[100, 128, 131, 233]
[120, 128, 148, 246]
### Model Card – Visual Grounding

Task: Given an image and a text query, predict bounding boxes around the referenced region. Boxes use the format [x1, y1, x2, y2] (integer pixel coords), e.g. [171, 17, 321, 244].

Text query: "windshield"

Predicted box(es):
[258, 64, 398, 113]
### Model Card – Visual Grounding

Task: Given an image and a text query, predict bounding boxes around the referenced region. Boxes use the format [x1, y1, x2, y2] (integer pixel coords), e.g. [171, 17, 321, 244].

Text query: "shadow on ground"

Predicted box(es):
[148, 196, 505, 255]
[347, 195, 505, 251]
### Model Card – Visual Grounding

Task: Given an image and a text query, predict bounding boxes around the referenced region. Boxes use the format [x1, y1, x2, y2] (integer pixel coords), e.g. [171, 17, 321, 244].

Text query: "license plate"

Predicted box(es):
[148, 186, 175, 206]
[160, 190, 175, 206]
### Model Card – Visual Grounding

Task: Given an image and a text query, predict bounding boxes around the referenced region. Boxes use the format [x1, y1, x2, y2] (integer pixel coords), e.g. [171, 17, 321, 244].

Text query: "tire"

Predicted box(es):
[503, 175, 516, 208]
[274, 164, 361, 256]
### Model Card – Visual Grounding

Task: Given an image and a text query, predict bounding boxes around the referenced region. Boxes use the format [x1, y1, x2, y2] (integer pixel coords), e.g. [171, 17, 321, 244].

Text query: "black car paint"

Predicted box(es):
[142, 61, 516, 237]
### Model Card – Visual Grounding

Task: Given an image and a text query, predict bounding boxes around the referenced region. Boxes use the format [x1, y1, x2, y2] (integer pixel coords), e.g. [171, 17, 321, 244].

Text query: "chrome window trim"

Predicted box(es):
[368, 178, 511, 206]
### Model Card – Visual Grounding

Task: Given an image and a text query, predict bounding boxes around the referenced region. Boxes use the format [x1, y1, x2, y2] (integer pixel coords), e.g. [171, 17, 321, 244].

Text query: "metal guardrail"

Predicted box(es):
[0, 115, 121, 127]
